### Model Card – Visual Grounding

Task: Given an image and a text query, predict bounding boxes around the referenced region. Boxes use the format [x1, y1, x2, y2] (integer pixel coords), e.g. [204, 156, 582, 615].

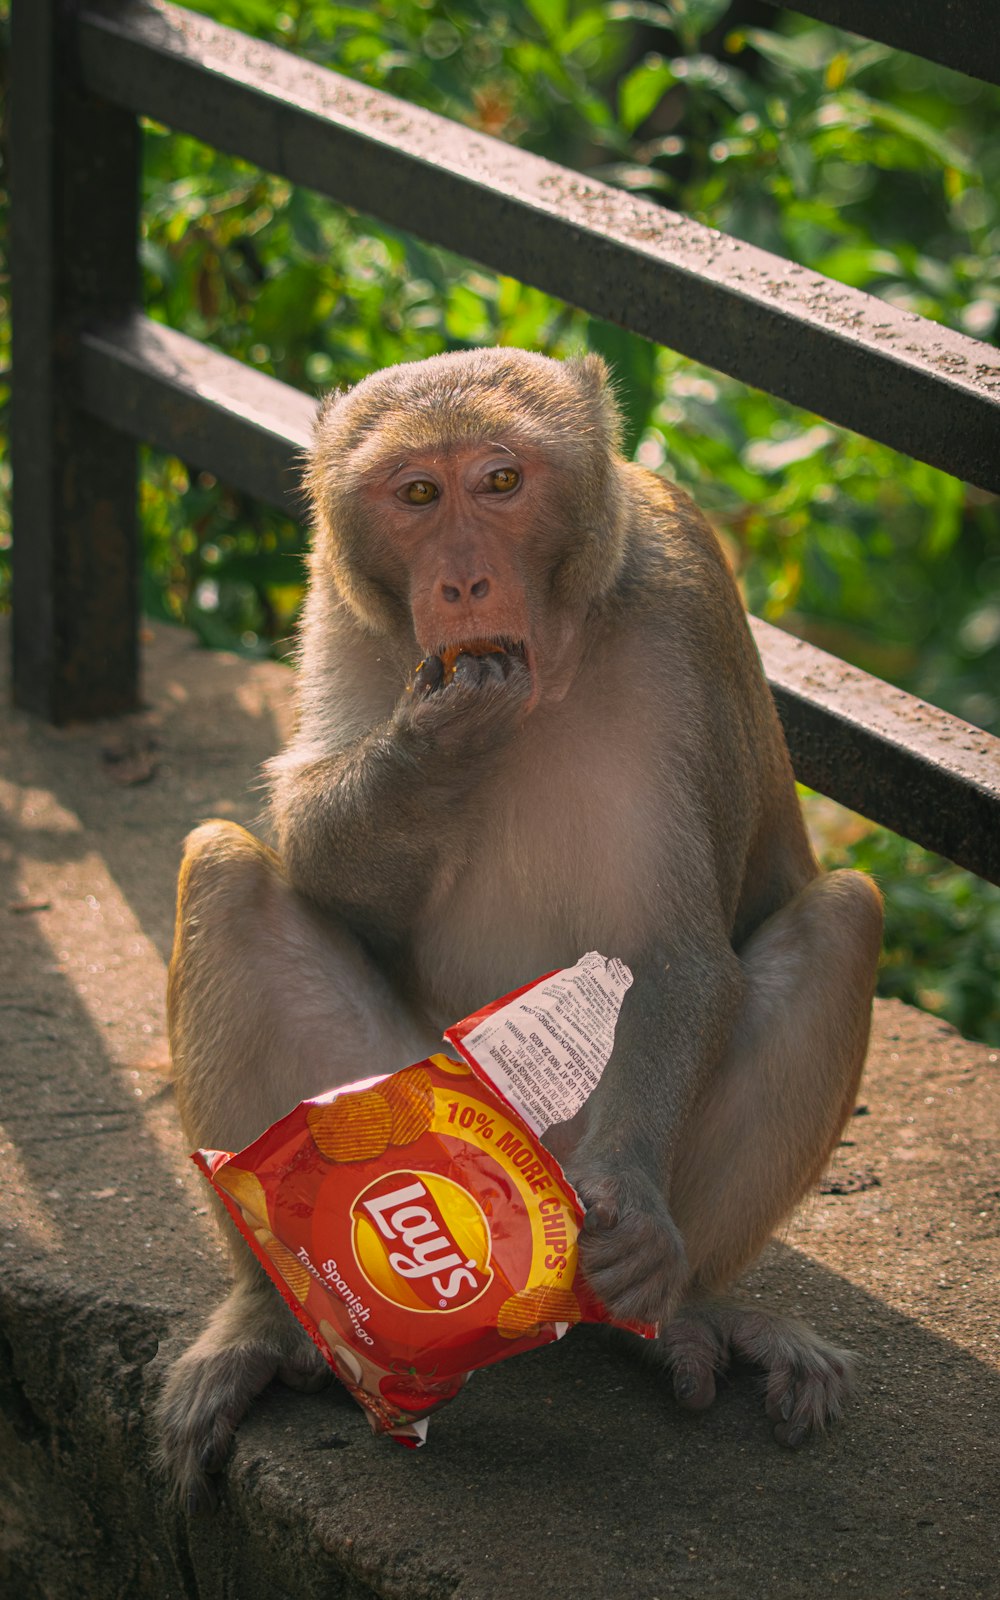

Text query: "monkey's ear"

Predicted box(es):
[313, 385, 350, 436]
[571, 352, 612, 392]
[567, 352, 624, 454]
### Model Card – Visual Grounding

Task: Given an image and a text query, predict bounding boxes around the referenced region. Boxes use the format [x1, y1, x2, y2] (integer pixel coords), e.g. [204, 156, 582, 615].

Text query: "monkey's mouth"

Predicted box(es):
[417, 637, 537, 706]
[448, 636, 526, 659]
[436, 637, 528, 673]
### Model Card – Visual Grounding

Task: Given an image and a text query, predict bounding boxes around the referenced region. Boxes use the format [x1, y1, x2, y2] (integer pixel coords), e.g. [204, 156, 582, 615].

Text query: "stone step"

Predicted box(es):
[2, 620, 996, 1599]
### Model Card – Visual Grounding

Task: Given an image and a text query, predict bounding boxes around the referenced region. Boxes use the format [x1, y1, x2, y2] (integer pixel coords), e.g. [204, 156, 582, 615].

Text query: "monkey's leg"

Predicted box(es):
[159, 821, 438, 1510]
[655, 868, 883, 1444]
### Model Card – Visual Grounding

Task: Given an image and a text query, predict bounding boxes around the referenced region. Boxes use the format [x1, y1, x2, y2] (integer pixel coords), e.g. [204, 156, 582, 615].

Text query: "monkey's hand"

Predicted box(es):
[396, 648, 532, 754]
[273, 649, 531, 925]
[572, 1162, 689, 1329]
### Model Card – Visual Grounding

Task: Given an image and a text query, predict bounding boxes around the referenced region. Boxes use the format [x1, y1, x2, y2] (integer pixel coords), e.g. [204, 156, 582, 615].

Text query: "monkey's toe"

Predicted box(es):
[672, 1366, 717, 1411]
[762, 1345, 854, 1447]
[654, 1310, 725, 1412]
[278, 1342, 333, 1393]
[715, 1303, 855, 1443]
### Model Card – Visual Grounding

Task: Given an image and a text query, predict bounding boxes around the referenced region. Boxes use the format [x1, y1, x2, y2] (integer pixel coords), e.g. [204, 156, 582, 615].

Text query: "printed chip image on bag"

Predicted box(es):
[194, 952, 656, 1445]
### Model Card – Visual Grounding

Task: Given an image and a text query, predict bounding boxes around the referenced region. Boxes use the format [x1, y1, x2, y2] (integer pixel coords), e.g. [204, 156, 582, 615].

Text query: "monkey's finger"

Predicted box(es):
[477, 652, 507, 685]
[451, 651, 502, 688]
[412, 655, 445, 694]
[577, 1174, 622, 1231]
[768, 1373, 817, 1448]
[582, 1196, 619, 1231]
[195, 1395, 253, 1479]
[502, 653, 533, 693]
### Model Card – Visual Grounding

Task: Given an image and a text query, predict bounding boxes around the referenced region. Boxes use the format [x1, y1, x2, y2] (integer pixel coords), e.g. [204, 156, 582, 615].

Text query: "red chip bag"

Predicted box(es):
[195, 952, 655, 1444]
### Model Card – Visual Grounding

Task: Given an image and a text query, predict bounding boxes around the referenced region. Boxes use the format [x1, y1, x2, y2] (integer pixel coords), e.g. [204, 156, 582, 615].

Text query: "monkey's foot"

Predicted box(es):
[654, 1301, 855, 1446]
[277, 1339, 332, 1392]
[155, 1286, 331, 1514]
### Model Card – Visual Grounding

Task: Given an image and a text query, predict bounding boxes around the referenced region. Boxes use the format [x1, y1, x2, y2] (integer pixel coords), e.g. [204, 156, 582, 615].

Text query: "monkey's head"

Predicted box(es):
[306, 348, 629, 703]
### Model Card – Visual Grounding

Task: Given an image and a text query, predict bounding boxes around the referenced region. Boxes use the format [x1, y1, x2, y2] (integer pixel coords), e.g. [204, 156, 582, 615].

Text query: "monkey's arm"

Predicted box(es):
[543, 571, 766, 1326]
[561, 939, 745, 1325]
[272, 654, 530, 940]
[272, 735, 436, 939]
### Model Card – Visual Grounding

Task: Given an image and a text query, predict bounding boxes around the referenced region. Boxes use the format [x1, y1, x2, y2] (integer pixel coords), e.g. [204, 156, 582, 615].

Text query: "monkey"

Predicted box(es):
[157, 347, 883, 1511]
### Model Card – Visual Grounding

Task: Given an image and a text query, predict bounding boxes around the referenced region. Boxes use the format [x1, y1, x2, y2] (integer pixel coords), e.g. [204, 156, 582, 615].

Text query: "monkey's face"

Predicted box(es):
[359, 441, 564, 697]
[307, 348, 631, 705]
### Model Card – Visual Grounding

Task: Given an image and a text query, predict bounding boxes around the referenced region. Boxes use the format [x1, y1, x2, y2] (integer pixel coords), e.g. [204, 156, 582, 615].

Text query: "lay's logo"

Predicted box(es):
[351, 1170, 493, 1313]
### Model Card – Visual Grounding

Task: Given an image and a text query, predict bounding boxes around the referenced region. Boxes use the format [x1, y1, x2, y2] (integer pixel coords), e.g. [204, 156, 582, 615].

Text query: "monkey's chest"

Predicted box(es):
[411, 745, 663, 1025]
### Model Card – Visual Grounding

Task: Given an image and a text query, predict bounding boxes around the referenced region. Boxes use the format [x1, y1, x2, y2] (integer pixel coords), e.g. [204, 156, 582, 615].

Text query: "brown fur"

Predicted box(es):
[158, 348, 882, 1510]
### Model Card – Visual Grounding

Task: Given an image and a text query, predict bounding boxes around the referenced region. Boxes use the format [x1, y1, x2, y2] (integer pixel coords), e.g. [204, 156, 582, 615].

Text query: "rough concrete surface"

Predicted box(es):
[1, 617, 997, 1600]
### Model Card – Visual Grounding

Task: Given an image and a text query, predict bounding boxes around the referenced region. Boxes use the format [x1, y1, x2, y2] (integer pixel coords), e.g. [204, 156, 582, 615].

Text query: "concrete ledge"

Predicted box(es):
[2, 620, 997, 1599]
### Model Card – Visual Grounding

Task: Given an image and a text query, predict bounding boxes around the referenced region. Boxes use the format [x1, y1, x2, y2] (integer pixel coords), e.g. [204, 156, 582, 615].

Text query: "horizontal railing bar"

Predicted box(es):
[80, 312, 1000, 885]
[80, 314, 315, 518]
[763, 0, 1000, 88]
[748, 620, 1000, 885]
[78, 0, 1000, 495]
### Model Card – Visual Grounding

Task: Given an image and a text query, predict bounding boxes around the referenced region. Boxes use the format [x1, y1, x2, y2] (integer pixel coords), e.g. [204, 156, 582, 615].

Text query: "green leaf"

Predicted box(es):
[192, 0, 285, 34]
[840, 42, 894, 82]
[211, 550, 308, 587]
[743, 425, 833, 475]
[669, 54, 749, 112]
[738, 25, 830, 79]
[604, 2, 676, 28]
[675, 0, 731, 40]
[779, 138, 814, 197]
[618, 55, 676, 133]
[591, 161, 673, 193]
[286, 191, 327, 260]
[561, 9, 612, 55]
[841, 90, 974, 173]
[814, 245, 903, 288]
[524, 0, 569, 41]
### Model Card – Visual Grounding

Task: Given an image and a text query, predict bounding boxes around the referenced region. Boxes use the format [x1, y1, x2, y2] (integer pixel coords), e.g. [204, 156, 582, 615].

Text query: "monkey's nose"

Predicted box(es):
[441, 577, 490, 603]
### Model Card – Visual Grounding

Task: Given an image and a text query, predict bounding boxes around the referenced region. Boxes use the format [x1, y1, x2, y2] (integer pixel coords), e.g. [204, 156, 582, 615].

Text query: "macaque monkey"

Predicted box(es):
[158, 348, 882, 1510]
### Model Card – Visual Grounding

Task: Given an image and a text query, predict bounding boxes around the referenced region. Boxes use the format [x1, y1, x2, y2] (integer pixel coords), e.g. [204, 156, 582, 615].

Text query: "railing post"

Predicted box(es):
[10, 0, 141, 722]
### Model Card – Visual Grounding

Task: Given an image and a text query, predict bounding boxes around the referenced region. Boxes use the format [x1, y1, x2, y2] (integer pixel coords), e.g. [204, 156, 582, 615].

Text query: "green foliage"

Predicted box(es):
[131, 0, 1000, 735]
[1, 0, 998, 1040]
[823, 821, 1000, 1046]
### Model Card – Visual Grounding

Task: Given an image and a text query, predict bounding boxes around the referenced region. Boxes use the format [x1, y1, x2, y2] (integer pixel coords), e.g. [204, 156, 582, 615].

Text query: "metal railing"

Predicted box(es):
[10, 0, 1000, 883]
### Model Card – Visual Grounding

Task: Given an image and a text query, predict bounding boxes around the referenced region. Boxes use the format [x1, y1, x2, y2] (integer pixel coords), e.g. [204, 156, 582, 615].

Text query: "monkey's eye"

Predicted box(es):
[485, 467, 520, 494]
[399, 480, 438, 505]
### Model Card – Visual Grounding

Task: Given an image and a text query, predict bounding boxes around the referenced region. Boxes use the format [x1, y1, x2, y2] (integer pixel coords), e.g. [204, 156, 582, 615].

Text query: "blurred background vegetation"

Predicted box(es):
[0, 0, 997, 1041]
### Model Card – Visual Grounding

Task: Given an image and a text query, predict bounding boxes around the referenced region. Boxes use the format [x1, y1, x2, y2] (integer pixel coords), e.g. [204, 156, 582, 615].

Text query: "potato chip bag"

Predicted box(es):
[194, 952, 655, 1444]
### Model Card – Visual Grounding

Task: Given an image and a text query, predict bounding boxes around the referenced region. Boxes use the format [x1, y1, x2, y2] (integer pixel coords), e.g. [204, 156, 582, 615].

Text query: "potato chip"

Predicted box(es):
[374, 1064, 434, 1145]
[217, 1165, 268, 1226]
[254, 1228, 312, 1302]
[307, 1091, 393, 1162]
[496, 1284, 582, 1340]
[440, 640, 505, 681]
